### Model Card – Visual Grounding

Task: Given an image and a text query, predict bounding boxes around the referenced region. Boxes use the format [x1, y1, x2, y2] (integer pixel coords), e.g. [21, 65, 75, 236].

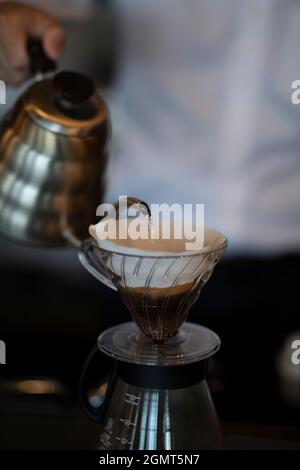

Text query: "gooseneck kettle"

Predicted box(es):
[0, 40, 110, 246]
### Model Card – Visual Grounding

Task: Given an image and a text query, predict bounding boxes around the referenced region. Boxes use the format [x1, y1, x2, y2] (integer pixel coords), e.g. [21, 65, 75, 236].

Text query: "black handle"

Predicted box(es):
[27, 38, 57, 75]
[78, 344, 116, 423]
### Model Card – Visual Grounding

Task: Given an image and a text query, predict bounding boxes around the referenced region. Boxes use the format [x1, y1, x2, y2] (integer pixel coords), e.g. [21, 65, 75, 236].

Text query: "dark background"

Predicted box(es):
[0, 0, 299, 450]
[0, 241, 299, 449]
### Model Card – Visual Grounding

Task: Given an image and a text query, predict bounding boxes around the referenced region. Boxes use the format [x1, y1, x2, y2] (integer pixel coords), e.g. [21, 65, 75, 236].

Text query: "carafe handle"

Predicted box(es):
[78, 345, 116, 422]
[78, 238, 117, 291]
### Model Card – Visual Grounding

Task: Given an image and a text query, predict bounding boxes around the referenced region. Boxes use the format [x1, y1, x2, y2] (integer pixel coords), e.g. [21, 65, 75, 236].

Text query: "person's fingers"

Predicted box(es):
[4, 31, 28, 72]
[0, 28, 30, 85]
[43, 26, 66, 61]
[0, 3, 66, 86]
[26, 9, 66, 60]
[6, 66, 30, 86]
[0, 57, 29, 86]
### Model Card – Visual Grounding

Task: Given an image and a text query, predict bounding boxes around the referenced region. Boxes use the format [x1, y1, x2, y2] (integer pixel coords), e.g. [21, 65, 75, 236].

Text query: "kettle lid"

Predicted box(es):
[22, 71, 109, 136]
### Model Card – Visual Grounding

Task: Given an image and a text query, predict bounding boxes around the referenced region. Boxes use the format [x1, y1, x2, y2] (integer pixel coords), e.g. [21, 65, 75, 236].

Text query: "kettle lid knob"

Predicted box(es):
[20, 70, 109, 135]
[53, 71, 95, 110]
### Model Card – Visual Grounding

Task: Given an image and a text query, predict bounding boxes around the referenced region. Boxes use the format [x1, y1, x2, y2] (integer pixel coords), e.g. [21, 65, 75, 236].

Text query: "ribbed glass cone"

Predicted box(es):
[117, 267, 209, 339]
[79, 228, 227, 340]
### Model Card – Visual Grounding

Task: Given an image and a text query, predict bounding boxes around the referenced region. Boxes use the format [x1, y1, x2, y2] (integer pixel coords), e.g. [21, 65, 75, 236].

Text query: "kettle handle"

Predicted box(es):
[27, 38, 57, 76]
[78, 344, 117, 422]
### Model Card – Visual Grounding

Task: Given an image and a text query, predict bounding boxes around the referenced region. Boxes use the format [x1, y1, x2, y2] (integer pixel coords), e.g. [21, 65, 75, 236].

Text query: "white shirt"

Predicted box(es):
[106, 0, 300, 254]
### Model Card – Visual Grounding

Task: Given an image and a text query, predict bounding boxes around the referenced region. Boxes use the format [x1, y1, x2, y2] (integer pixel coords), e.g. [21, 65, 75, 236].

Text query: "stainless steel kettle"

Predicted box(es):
[0, 40, 110, 246]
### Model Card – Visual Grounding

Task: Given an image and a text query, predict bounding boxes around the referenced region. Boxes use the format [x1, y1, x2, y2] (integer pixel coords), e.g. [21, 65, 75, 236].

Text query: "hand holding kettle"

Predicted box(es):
[0, 4, 111, 247]
[0, 2, 66, 86]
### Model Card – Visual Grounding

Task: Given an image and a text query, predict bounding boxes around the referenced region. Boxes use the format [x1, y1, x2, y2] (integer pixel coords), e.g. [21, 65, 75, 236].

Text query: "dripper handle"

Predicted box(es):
[79, 238, 117, 291]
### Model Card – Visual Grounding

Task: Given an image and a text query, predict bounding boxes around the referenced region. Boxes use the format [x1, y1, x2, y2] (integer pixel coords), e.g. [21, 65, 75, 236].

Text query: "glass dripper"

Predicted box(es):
[79, 220, 227, 365]
[80, 229, 227, 340]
